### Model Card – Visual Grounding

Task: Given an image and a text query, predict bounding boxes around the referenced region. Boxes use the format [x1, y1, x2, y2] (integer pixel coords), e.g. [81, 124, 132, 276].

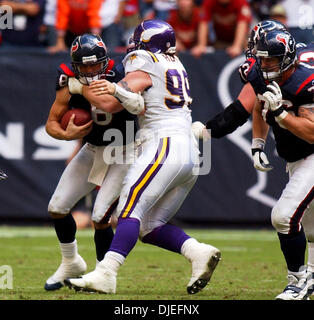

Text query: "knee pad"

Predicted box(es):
[92, 201, 118, 225]
[271, 204, 291, 234]
[47, 200, 70, 215]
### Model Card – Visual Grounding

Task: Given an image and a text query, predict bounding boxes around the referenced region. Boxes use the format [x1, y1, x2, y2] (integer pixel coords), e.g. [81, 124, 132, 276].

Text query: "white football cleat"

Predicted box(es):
[187, 243, 221, 294]
[44, 254, 87, 291]
[276, 272, 314, 300]
[64, 265, 116, 294]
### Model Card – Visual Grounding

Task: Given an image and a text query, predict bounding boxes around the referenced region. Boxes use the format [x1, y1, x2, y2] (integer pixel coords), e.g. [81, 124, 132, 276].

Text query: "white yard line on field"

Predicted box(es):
[0, 226, 278, 241]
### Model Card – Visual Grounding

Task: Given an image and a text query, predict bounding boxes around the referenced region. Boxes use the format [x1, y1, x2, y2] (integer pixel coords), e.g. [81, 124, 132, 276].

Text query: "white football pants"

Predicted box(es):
[271, 153, 314, 239]
[115, 132, 200, 238]
[48, 143, 130, 223]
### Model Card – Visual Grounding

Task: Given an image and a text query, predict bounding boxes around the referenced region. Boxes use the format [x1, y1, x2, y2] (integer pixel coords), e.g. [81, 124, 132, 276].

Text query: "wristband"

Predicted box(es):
[252, 138, 265, 150]
[113, 83, 145, 115]
[270, 105, 288, 122]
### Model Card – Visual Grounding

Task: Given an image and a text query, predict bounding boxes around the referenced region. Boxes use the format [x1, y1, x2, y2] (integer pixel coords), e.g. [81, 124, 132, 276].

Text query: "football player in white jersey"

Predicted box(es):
[65, 19, 221, 295]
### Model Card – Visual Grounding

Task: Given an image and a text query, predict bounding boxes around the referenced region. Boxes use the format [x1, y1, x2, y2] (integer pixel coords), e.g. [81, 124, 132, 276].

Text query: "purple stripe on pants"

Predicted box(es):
[121, 137, 170, 218]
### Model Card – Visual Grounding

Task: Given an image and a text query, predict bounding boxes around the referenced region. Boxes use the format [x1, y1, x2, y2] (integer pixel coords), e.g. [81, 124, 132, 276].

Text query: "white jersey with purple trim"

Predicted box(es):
[123, 50, 193, 137]
[117, 50, 199, 234]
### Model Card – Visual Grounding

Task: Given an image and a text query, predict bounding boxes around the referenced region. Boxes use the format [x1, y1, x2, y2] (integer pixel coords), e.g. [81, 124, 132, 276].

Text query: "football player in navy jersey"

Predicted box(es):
[251, 29, 314, 300]
[192, 21, 313, 145]
[44, 34, 137, 291]
[191, 20, 287, 140]
[193, 22, 313, 174]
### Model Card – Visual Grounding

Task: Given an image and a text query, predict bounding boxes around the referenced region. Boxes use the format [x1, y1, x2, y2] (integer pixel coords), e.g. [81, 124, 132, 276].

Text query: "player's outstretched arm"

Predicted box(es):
[205, 83, 255, 138]
[67, 77, 124, 114]
[89, 70, 152, 115]
[46, 87, 93, 140]
[83, 84, 124, 114]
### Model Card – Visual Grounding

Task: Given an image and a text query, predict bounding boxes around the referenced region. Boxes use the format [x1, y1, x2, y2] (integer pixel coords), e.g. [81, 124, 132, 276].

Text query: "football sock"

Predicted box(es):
[59, 240, 78, 259]
[99, 251, 125, 274]
[94, 226, 114, 262]
[53, 213, 76, 244]
[142, 223, 190, 253]
[307, 241, 314, 273]
[108, 217, 140, 257]
[181, 238, 201, 260]
[277, 229, 306, 273]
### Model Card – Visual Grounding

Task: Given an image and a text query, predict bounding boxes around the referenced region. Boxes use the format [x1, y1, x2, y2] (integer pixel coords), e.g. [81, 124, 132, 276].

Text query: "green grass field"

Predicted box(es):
[0, 226, 309, 300]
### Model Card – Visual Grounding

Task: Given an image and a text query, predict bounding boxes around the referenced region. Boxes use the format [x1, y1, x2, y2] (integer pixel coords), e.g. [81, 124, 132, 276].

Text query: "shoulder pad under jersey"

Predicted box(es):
[56, 63, 75, 91]
[297, 42, 314, 67]
[105, 57, 125, 82]
[123, 50, 158, 75]
[238, 57, 257, 84]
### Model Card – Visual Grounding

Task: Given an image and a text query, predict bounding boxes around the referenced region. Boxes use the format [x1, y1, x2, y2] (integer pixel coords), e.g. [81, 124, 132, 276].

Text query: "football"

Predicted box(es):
[61, 108, 92, 130]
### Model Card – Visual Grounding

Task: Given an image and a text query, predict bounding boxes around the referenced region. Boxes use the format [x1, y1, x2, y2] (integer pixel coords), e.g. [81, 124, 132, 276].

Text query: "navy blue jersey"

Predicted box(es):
[55, 56, 137, 146]
[238, 44, 314, 162]
[297, 42, 314, 67]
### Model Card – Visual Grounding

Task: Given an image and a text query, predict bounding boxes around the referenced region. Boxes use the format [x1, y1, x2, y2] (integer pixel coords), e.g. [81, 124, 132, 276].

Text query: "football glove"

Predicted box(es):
[263, 81, 282, 111]
[262, 81, 288, 122]
[251, 138, 273, 172]
[192, 121, 210, 141]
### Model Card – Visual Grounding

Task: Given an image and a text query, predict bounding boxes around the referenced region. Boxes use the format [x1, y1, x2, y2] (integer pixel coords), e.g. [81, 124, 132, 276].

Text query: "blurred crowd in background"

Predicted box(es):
[0, 0, 313, 58]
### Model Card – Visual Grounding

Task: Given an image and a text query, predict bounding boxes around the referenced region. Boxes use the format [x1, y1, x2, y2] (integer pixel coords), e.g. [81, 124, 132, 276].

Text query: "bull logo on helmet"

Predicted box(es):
[275, 33, 295, 54]
[71, 42, 79, 53]
[276, 34, 287, 46]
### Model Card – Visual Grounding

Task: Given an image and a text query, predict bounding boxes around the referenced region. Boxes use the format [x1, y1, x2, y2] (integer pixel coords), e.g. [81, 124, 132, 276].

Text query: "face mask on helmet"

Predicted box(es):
[71, 34, 109, 84]
[73, 60, 107, 85]
[126, 36, 140, 53]
[258, 56, 283, 81]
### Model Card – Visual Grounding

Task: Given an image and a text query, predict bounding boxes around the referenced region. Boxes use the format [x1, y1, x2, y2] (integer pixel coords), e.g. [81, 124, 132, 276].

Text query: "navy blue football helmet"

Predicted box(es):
[71, 33, 109, 84]
[246, 20, 287, 58]
[255, 29, 296, 81]
[127, 19, 176, 54]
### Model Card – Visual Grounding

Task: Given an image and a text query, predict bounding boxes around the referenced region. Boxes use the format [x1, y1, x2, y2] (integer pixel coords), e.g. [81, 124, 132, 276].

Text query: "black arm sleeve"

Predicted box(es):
[205, 99, 250, 138]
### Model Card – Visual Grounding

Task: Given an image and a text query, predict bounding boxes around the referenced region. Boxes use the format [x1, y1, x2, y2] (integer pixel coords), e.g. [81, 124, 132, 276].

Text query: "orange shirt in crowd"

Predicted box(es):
[56, 0, 103, 35]
[200, 0, 252, 43]
[168, 7, 202, 49]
